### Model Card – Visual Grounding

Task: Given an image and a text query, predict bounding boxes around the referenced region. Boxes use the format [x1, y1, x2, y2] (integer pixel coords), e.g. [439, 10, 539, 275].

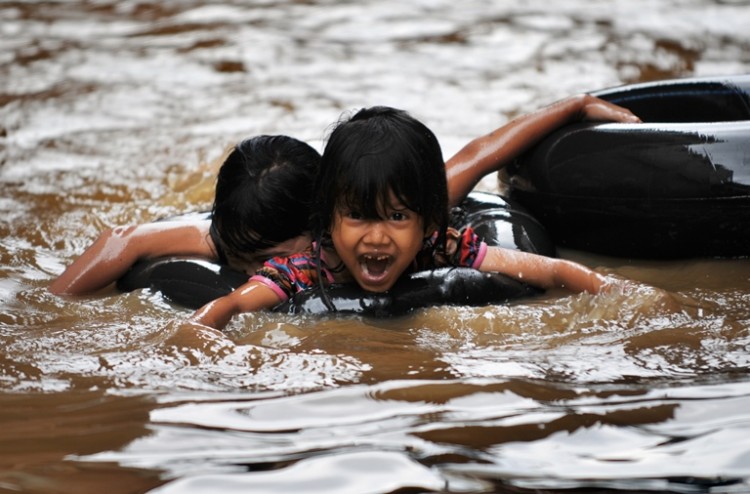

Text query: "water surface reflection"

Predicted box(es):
[2, 0, 750, 492]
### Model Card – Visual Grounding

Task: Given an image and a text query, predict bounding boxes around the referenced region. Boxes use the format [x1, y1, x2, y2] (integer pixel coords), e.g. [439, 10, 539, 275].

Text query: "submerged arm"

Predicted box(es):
[445, 94, 641, 206]
[49, 219, 215, 295]
[189, 281, 281, 330]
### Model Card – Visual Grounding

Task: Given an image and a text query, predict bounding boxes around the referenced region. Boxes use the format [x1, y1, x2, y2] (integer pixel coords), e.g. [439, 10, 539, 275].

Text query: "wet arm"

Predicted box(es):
[189, 281, 281, 330]
[479, 246, 608, 294]
[445, 94, 641, 206]
[49, 220, 215, 295]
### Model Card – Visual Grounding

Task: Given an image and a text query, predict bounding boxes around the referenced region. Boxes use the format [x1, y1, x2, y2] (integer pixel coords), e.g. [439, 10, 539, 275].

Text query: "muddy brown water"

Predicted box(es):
[2, 1, 750, 493]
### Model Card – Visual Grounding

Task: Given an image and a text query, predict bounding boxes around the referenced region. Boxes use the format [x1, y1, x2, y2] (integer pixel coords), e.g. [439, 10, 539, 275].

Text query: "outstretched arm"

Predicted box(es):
[479, 246, 609, 294]
[445, 94, 641, 206]
[189, 281, 281, 330]
[49, 219, 215, 295]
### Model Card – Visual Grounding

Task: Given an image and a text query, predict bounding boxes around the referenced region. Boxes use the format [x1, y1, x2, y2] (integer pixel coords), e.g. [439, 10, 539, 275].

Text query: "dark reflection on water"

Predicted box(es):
[2, 0, 750, 492]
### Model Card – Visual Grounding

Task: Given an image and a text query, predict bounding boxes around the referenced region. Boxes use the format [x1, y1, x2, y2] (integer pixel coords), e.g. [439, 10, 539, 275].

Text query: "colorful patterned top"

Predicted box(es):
[250, 227, 487, 302]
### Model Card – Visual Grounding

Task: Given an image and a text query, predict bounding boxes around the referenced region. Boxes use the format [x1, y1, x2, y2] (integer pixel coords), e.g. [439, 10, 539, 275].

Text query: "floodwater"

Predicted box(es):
[2, 0, 750, 492]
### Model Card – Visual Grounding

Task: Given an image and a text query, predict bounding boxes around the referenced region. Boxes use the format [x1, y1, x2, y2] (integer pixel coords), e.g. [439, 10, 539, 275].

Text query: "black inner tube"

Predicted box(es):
[117, 192, 550, 315]
[593, 76, 750, 123]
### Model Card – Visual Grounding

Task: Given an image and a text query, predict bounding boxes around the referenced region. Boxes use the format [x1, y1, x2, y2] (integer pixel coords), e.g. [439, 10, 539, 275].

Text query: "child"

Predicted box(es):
[48, 135, 320, 294]
[190, 106, 616, 330]
[49, 95, 639, 296]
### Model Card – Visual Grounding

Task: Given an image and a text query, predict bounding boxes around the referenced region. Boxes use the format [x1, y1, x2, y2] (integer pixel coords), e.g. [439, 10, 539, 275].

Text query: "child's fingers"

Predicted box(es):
[600, 275, 683, 312]
[580, 96, 642, 124]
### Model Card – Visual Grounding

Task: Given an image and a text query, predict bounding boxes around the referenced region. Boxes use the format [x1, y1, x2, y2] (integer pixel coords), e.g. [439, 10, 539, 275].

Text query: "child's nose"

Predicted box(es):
[363, 222, 390, 245]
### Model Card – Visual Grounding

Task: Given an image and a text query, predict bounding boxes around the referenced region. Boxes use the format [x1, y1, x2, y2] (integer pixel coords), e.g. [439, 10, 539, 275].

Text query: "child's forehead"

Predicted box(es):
[382, 190, 406, 207]
[338, 188, 407, 209]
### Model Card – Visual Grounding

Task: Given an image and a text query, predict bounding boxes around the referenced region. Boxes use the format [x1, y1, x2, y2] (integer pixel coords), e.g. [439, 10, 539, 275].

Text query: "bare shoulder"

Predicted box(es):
[123, 218, 215, 258]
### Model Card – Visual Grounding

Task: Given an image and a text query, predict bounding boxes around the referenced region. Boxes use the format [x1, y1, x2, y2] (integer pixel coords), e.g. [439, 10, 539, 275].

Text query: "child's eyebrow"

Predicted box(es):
[380, 194, 407, 208]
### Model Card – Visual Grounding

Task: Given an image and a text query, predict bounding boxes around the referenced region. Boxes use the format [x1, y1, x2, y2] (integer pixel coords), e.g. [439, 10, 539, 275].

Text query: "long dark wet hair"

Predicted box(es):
[311, 106, 449, 246]
[210, 135, 320, 263]
[310, 106, 449, 309]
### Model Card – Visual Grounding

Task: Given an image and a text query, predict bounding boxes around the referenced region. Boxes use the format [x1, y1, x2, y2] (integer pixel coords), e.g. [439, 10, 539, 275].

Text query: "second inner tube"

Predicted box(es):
[507, 74, 750, 259]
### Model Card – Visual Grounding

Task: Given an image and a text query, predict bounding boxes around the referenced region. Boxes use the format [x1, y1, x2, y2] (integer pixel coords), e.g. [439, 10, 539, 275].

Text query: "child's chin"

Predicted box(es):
[356, 276, 395, 293]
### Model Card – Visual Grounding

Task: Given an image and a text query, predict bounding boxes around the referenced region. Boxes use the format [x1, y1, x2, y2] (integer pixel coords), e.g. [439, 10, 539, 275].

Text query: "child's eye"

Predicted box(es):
[347, 210, 363, 220]
[390, 211, 407, 221]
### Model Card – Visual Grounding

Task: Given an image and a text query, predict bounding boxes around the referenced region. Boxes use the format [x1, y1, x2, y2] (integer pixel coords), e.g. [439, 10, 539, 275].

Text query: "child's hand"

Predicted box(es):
[158, 318, 238, 363]
[600, 274, 681, 312]
[578, 94, 642, 124]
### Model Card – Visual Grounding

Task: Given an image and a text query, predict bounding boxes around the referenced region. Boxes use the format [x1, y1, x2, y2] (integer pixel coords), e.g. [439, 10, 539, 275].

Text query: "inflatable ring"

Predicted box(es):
[507, 74, 750, 259]
[117, 192, 550, 315]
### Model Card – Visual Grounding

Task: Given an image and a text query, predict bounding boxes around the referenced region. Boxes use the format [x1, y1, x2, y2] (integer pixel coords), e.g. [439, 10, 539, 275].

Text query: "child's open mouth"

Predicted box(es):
[359, 254, 392, 285]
